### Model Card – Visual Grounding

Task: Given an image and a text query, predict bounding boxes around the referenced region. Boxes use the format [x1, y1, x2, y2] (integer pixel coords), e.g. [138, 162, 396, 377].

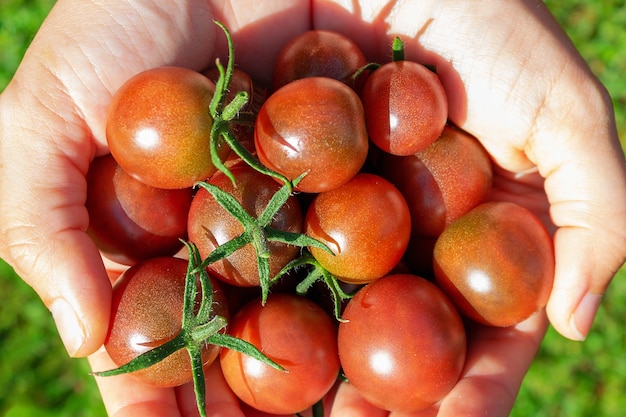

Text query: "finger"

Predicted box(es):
[329, 381, 389, 417]
[89, 347, 182, 417]
[0, 106, 112, 357]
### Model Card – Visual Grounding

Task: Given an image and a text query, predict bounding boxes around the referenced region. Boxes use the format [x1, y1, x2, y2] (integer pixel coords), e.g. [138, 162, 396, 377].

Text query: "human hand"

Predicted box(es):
[317, 0, 626, 415]
[1, 1, 624, 416]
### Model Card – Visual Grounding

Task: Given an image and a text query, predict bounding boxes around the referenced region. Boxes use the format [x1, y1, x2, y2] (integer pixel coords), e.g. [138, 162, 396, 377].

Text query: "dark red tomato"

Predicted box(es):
[361, 60, 447, 156]
[106, 66, 228, 189]
[338, 274, 466, 412]
[255, 77, 369, 193]
[433, 201, 555, 327]
[305, 173, 411, 284]
[86, 154, 192, 265]
[187, 165, 303, 287]
[272, 30, 367, 91]
[220, 293, 340, 415]
[104, 257, 229, 387]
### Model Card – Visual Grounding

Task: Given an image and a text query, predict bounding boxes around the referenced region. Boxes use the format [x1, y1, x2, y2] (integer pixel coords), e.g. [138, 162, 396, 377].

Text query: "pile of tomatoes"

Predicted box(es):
[88, 25, 555, 416]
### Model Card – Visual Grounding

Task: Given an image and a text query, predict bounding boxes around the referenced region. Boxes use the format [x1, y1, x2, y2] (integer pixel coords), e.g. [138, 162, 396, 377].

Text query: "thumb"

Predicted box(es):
[540, 108, 626, 341]
[0, 88, 112, 358]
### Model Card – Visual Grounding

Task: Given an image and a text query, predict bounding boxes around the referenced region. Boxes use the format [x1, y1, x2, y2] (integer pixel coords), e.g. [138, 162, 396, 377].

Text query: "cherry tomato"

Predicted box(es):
[86, 154, 192, 265]
[255, 77, 369, 193]
[378, 125, 493, 237]
[187, 165, 303, 287]
[361, 60, 448, 156]
[338, 274, 466, 412]
[272, 29, 367, 91]
[220, 293, 340, 415]
[305, 173, 411, 283]
[104, 256, 229, 387]
[377, 125, 493, 274]
[106, 66, 228, 189]
[433, 201, 555, 327]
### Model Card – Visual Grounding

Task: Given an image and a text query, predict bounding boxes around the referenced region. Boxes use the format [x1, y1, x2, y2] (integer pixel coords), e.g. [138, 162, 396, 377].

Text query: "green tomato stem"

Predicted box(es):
[392, 36, 405, 61]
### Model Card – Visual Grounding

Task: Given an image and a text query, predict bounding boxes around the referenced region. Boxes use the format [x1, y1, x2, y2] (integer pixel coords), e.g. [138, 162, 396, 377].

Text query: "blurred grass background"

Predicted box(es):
[0, 1, 624, 416]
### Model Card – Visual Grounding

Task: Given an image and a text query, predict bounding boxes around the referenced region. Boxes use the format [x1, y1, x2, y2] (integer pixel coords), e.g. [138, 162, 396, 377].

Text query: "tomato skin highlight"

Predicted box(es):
[86, 154, 192, 265]
[255, 77, 369, 193]
[104, 257, 229, 387]
[362, 60, 448, 156]
[106, 66, 222, 189]
[338, 274, 466, 412]
[433, 201, 555, 327]
[220, 293, 340, 415]
[305, 173, 411, 284]
[187, 165, 303, 287]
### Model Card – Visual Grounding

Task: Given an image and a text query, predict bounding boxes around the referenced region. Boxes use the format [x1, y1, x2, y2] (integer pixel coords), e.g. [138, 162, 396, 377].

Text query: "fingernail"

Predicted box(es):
[570, 292, 602, 341]
[50, 299, 86, 357]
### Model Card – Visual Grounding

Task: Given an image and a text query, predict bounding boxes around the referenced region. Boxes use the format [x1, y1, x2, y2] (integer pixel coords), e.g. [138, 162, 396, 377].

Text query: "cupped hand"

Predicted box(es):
[1, 0, 624, 416]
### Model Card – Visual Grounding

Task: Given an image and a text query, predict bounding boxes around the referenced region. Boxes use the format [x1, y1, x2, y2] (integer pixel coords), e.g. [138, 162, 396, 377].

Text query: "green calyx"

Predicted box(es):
[208, 20, 290, 188]
[94, 242, 284, 417]
[274, 250, 357, 322]
[193, 174, 331, 305]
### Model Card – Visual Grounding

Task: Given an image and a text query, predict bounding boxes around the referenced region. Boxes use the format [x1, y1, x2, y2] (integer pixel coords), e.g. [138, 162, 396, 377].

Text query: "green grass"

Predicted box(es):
[0, 1, 624, 416]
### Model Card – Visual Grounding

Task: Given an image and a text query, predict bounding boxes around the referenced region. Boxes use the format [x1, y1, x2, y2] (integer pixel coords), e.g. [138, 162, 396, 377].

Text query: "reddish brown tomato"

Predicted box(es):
[378, 126, 492, 274]
[220, 293, 340, 415]
[254, 77, 369, 193]
[187, 165, 303, 287]
[361, 60, 448, 156]
[272, 30, 368, 91]
[104, 257, 229, 387]
[338, 274, 466, 412]
[378, 125, 493, 238]
[86, 154, 192, 265]
[305, 173, 411, 283]
[433, 201, 555, 327]
[106, 66, 227, 189]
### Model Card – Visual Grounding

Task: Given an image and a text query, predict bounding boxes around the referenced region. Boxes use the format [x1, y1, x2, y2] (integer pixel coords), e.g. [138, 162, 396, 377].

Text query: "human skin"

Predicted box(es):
[0, 1, 624, 416]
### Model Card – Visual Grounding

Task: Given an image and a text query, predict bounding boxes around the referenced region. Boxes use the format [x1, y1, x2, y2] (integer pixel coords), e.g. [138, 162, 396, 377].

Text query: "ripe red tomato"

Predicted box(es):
[104, 257, 229, 387]
[272, 29, 367, 91]
[187, 165, 303, 287]
[254, 77, 369, 193]
[433, 201, 555, 327]
[305, 173, 411, 283]
[338, 274, 466, 412]
[86, 154, 192, 265]
[220, 293, 340, 415]
[106, 66, 228, 189]
[361, 60, 448, 156]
